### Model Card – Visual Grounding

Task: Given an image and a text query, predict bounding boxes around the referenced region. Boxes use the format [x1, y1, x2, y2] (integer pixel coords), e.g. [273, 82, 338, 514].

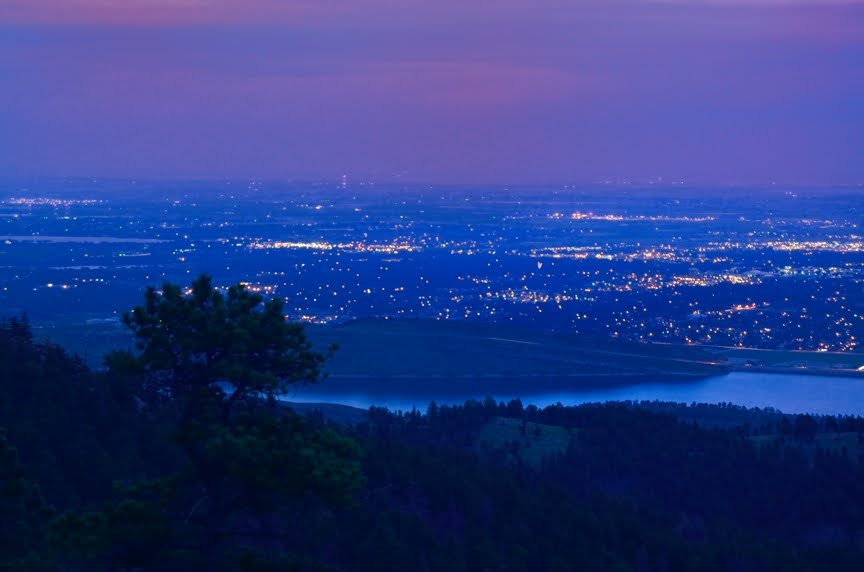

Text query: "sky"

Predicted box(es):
[1, 0, 862, 185]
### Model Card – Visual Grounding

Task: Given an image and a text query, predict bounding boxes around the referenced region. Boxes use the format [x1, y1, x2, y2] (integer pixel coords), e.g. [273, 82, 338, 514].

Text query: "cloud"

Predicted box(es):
[1, 0, 862, 183]
[0, 0, 316, 25]
[654, 0, 863, 4]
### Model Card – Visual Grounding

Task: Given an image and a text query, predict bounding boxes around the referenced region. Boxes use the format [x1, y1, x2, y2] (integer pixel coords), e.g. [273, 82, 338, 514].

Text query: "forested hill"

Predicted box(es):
[2, 315, 864, 571]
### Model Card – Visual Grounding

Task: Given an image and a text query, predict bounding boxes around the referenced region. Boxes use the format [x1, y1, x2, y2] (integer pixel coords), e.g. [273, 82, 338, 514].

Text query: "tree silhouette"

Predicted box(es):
[59, 275, 361, 571]
[0, 429, 53, 571]
[113, 274, 327, 418]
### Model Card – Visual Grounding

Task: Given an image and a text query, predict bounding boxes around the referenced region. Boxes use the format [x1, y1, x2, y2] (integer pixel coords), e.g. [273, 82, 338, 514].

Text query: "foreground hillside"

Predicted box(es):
[2, 312, 864, 570]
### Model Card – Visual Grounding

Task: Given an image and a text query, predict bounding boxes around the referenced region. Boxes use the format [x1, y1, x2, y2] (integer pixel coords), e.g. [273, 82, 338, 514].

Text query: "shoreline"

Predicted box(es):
[325, 366, 864, 384]
[730, 366, 864, 378]
[286, 370, 864, 417]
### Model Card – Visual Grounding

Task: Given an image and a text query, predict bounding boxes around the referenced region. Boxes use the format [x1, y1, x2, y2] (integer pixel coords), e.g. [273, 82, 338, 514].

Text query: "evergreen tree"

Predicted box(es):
[0, 429, 55, 571]
[57, 275, 362, 571]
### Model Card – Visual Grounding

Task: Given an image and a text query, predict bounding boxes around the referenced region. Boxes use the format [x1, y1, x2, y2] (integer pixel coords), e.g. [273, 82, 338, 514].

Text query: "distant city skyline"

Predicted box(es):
[1, 0, 863, 185]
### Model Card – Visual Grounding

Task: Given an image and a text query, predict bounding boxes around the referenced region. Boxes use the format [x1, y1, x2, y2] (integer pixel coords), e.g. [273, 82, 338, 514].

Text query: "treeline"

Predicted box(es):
[356, 400, 864, 558]
[2, 278, 864, 570]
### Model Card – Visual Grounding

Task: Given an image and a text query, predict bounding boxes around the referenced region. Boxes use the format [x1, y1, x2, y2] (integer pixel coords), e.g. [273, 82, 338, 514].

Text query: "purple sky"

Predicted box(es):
[1, 0, 862, 185]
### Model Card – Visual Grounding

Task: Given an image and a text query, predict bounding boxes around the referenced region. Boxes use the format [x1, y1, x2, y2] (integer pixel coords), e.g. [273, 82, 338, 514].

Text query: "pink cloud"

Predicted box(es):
[0, 0, 316, 25]
[1, 0, 861, 183]
[327, 62, 602, 110]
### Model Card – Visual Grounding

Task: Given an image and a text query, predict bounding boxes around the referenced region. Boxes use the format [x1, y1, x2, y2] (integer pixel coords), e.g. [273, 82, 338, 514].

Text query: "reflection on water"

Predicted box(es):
[286, 372, 864, 416]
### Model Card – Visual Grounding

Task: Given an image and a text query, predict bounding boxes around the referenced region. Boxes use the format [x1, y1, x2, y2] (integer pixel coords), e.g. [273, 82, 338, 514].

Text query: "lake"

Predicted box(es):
[285, 372, 864, 416]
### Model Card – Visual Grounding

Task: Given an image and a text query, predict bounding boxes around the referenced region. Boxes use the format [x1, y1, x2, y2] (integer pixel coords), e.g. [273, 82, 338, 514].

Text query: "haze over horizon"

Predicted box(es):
[2, 0, 863, 185]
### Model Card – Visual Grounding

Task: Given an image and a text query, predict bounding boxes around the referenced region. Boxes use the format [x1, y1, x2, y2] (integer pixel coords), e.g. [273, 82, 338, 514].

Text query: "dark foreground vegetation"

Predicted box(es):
[2, 276, 864, 571]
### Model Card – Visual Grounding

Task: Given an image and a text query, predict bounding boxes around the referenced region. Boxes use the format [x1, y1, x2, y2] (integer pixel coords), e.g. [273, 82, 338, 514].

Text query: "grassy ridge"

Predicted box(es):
[309, 319, 730, 379]
[30, 317, 864, 380]
[476, 417, 573, 468]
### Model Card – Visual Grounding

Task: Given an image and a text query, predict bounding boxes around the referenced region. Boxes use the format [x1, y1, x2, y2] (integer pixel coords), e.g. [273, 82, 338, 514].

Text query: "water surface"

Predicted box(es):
[286, 372, 864, 416]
